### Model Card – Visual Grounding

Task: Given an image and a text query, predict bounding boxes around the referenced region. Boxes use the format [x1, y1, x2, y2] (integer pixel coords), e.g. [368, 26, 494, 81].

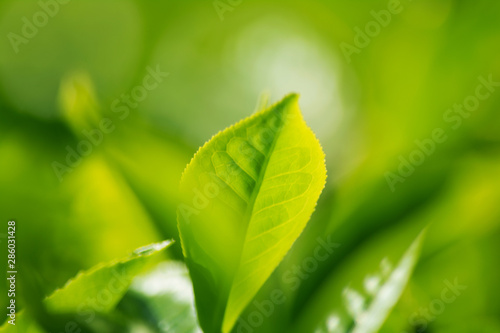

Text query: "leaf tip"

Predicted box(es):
[132, 239, 174, 256]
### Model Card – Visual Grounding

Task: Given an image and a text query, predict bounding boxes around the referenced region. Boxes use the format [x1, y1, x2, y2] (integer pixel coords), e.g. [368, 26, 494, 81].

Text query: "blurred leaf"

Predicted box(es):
[58, 71, 102, 135]
[0, 240, 173, 333]
[350, 231, 425, 333]
[314, 230, 426, 333]
[46, 240, 172, 312]
[119, 261, 202, 333]
[177, 94, 326, 333]
[104, 120, 193, 257]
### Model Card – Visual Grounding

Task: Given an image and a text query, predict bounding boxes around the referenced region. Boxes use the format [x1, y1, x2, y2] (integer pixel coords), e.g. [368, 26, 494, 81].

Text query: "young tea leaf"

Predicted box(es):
[177, 94, 326, 333]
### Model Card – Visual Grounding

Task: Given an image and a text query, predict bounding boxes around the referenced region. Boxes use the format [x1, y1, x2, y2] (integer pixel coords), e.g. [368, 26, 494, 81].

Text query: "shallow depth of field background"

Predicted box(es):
[1, 0, 499, 332]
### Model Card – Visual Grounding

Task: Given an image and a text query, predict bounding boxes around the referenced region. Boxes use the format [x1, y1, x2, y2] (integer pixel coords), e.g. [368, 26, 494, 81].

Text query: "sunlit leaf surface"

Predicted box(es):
[177, 94, 326, 333]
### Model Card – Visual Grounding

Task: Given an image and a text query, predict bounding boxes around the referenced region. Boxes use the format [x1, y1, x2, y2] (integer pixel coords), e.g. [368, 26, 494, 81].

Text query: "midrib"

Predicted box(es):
[222, 108, 288, 311]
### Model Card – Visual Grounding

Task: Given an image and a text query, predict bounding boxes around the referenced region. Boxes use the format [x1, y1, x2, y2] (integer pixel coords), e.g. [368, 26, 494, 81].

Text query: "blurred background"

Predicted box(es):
[0, 0, 499, 332]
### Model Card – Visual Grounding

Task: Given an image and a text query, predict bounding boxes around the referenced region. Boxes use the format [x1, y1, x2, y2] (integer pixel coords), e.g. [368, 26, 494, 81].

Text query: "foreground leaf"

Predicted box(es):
[0, 240, 173, 332]
[177, 94, 326, 332]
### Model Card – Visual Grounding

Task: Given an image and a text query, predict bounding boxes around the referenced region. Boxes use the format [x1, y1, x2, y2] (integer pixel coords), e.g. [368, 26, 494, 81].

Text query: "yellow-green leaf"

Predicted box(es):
[177, 94, 326, 333]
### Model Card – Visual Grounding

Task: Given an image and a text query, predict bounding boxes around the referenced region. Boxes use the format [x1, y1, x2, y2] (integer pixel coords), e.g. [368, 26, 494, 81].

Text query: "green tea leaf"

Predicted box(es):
[177, 94, 327, 333]
[1, 240, 173, 333]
